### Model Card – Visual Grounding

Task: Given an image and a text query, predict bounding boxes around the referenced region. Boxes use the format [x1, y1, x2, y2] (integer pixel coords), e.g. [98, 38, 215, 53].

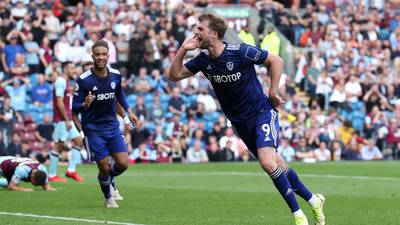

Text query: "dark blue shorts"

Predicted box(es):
[84, 130, 127, 162]
[232, 108, 279, 158]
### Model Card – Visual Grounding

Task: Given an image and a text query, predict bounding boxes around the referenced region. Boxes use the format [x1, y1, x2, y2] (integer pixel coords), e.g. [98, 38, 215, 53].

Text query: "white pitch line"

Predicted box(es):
[0, 211, 144, 225]
[122, 171, 400, 181]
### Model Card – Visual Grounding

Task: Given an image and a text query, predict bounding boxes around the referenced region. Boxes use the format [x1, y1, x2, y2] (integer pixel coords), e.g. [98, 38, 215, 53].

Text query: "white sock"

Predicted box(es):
[308, 194, 319, 208]
[293, 209, 304, 216]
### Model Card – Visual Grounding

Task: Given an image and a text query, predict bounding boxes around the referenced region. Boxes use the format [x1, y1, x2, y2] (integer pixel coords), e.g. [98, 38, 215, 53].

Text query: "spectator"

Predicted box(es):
[168, 87, 185, 116]
[53, 35, 71, 62]
[197, 88, 217, 113]
[170, 138, 184, 163]
[39, 36, 53, 70]
[219, 127, 239, 159]
[134, 67, 152, 93]
[116, 33, 129, 69]
[128, 31, 145, 76]
[6, 132, 22, 156]
[344, 74, 362, 104]
[331, 141, 344, 161]
[2, 76, 29, 113]
[42, 8, 61, 48]
[144, 29, 163, 72]
[186, 140, 208, 163]
[207, 142, 221, 162]
[150, 69, 165, 94]
[295, 137, 316, 162]
[0, 96, 22, 145]
[31, 74, 52, 106]
[360, 139, 383, 160]
[133, 95, 149, 121]
[2, 30, 25, 74]
[220, 140, 235, 162]
[278, 138, 296, 162]
[314, 142, 332, 162]
[35, 113, 54, 148]
[24, 32, 41, 74]
[9, 53, 29, 78]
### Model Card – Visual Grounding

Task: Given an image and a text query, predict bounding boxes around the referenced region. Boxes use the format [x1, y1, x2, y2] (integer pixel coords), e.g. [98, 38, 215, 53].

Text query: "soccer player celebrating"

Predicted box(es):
[71, 61, 131, 200]
[72, 40, 139, 208]
[50, 61, 85, 182]
[169, 13, 326, 225]
[0, 156, 55, 191]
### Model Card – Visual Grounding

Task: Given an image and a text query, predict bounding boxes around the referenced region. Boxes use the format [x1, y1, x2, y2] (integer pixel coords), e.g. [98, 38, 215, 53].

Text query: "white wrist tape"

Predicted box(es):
[124, 116, 130, 125]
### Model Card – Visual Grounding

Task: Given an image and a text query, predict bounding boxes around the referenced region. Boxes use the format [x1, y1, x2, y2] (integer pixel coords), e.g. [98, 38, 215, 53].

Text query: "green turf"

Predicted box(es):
[0, 162, 399, 225]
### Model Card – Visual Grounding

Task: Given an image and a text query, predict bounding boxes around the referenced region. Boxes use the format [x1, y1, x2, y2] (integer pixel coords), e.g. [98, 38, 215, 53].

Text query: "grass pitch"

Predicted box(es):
[0, 161, 399, 225]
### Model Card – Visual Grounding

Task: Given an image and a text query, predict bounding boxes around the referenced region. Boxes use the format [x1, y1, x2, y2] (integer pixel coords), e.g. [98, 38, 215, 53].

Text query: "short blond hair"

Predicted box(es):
[198, 13, 227, 40]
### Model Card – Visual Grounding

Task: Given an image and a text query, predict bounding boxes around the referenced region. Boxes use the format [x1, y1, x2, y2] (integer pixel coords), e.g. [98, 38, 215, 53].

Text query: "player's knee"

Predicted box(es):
[73, 137, 83, 147]
[98, 166, 110, 176]
[259, 159, 278, 174]
[116, 161, 128, 172]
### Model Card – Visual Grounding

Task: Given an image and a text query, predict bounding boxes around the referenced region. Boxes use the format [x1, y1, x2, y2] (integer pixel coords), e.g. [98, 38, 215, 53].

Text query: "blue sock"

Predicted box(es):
[67, 147, 82, 172]
[0, 178, 8, 188]
[286, 168, 313, 201]
[97, 174, 111, 199]
[270, 167, 300, 213]
[49, 151, 59, 177]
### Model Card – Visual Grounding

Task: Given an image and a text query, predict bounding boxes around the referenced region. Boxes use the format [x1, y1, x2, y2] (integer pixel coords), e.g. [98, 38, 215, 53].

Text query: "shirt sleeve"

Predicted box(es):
[11, 167, 29, 185]
[184, 51, 206, 75]
[239, 43, 269, 65]
[55, 78, 66, 97]
[115, 76, 129, 111]
[72, 77, 87, 114]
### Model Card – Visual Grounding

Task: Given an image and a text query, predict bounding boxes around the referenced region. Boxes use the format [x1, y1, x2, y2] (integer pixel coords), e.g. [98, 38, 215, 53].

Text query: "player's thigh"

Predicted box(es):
[110, 152, 129, 170]
[255, 109, 280, 150]
[108, 133, 129, 168]
[233, 124, 258, 158]
[68, 123, 83, 147]
[85, 133, 109, 162]
[54, 122, 68, 142]
[257, 147, 279, 173]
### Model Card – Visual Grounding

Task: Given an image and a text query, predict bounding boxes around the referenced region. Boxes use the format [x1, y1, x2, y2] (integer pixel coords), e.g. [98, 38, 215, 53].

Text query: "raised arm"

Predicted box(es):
[168, 37, 199, 82]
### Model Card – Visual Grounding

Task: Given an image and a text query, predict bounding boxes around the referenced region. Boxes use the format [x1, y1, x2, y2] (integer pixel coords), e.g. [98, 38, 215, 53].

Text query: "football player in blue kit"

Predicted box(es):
[72, 40, 139, 208]
[169, 13, 326, 225]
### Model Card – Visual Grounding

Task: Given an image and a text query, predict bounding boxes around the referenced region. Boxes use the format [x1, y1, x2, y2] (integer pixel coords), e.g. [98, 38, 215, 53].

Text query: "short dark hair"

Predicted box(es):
[92, 40, 109, 52]
[32, 170, 47, 186]
[82, 61, 94, 70]
[62, 61, 73, 69]
[198, 13, 227, 40]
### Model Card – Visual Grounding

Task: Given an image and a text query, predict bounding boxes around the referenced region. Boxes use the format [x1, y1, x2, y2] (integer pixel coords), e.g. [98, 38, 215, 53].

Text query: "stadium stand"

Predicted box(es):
[0, 0, 399, 164]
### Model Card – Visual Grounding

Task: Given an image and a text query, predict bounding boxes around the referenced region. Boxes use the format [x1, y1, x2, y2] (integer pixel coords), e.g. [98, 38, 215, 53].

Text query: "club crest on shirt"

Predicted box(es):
[111, 82, 115, 90]
[226, 62, 234, 71]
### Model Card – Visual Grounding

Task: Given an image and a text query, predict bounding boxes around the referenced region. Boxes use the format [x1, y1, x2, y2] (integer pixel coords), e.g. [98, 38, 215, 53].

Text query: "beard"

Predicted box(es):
[199, 40, 210, 49]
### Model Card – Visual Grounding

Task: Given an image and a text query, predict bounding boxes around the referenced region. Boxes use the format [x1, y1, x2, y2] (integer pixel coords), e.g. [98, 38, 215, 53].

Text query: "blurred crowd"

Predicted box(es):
[0, 0, 399, 165]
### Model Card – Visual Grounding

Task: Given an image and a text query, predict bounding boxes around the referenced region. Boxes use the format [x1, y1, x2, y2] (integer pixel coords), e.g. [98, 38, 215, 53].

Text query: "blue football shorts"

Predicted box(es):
[83, 130, 128, 162]
[232, 108, 280, 158]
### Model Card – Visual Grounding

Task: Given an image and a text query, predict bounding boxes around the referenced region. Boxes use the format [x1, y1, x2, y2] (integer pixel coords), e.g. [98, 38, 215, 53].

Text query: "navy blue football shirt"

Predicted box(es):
[185, 43, 270, 122]
[72, 66, 129, 135]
